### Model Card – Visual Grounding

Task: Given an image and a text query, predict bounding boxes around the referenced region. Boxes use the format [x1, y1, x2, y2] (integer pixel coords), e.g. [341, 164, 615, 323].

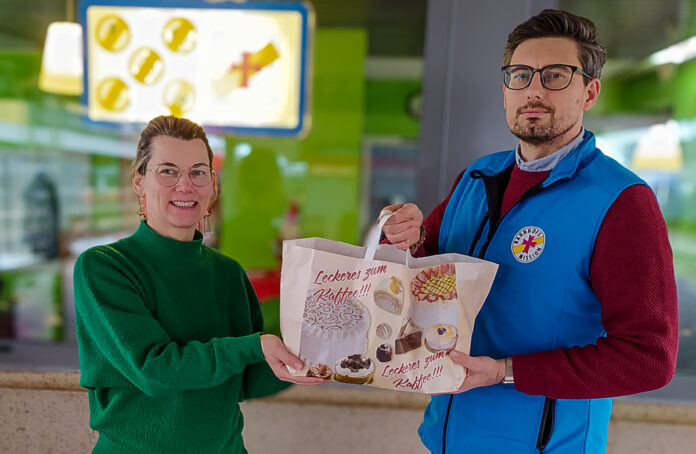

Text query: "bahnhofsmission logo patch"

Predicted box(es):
[511, 226, 546, 263]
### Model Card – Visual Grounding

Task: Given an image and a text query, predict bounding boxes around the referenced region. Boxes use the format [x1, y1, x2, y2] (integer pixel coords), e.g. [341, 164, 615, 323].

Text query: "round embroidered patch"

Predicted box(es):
[511, 226, 546, 263]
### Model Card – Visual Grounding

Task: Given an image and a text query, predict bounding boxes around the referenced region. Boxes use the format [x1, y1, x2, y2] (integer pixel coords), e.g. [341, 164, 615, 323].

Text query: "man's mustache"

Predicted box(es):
[517, 103, 554, 115]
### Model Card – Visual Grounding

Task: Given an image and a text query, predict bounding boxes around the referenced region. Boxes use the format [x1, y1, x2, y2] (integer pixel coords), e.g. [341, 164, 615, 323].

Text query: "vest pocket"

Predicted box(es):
[536, 397, 556, 453]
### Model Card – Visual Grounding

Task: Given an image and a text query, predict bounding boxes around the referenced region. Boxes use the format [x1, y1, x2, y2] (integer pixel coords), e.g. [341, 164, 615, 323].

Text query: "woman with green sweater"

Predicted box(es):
[74, 116, 324, 453]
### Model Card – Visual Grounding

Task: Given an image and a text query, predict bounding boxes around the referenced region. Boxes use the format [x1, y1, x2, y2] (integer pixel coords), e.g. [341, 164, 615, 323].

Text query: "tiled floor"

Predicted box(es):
[241, 400, 430, 454]
[607, 421, 696, 454]
[2, 373, 696, 453]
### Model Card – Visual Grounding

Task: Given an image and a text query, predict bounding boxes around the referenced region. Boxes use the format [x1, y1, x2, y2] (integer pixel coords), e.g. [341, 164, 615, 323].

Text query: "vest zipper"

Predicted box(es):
[441, 395, 454, 454]
[439, 172, 568, 453]
[467, 211, 489, 256]
[530, 177, 576, 452]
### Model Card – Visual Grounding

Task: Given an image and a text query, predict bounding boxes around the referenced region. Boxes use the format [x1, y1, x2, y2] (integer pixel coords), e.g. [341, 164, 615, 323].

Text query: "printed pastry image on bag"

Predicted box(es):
[280, 216, 498, 394]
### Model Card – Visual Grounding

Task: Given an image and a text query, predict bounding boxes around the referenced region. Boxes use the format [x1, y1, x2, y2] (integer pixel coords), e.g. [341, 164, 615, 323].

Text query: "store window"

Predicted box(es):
[0, 119, 139, 368]
[0, 1, 428, 370]
[596, 122, 696, 376]
[563, 1, 696, 384]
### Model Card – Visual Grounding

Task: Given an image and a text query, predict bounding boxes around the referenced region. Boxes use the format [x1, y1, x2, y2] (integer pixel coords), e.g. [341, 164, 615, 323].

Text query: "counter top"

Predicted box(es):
[0, 370, 83, 392]
[2, 369, 694, 425]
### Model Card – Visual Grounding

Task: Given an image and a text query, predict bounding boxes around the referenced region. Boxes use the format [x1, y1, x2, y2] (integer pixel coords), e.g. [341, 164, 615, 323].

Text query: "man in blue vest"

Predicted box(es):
[382, 9, 679, 453]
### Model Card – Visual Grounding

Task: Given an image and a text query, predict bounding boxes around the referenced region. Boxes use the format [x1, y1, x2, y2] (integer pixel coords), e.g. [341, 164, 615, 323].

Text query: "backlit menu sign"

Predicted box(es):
[79, 0, 313, 136]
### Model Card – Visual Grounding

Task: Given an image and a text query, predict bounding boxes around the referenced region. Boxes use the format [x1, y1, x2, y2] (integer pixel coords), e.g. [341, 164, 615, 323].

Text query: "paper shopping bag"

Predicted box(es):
[280, 235, 498, 394]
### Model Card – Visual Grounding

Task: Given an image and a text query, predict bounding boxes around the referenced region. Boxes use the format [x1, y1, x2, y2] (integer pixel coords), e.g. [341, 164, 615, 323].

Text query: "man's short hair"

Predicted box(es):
[503, 9, 607, 81]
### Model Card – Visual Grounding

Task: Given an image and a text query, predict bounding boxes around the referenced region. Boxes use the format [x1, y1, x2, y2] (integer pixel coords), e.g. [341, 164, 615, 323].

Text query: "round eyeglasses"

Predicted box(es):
[502, 64, 592, 91]
[147, 163, 214, 187]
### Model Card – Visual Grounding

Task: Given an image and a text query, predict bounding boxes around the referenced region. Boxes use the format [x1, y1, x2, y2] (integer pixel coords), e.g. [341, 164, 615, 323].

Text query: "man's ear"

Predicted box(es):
[583, 78, 601, 111]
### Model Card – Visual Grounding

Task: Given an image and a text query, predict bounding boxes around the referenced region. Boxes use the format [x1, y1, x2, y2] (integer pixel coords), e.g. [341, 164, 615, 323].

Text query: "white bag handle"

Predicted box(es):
[364, 209, 411, 265]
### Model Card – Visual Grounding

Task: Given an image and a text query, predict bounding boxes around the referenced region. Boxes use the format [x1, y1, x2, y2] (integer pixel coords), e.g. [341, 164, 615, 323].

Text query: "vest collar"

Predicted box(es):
[544, 130, 596, 187]
[469, 130, 597, 187]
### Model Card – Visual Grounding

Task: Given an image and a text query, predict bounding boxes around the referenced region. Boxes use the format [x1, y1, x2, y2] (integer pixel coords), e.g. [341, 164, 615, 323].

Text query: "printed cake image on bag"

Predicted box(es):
[280, 232, 498, 394]
[299, 291, 374, 383]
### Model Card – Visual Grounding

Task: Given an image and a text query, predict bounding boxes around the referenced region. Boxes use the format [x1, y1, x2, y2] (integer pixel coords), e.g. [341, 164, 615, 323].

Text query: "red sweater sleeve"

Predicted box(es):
[381, 171, 465, 258]
[513, 184, 679, 399]
[411, 171, 465, 258]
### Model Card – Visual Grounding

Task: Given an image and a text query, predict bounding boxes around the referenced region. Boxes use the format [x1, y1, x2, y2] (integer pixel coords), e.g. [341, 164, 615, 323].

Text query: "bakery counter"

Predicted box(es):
[0, 369, 429, 408]
[1, 369, 695, 453]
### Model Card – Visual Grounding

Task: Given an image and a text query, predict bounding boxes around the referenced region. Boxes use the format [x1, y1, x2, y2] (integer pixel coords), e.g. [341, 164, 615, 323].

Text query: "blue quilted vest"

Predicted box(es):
[418, 132, 646, 453]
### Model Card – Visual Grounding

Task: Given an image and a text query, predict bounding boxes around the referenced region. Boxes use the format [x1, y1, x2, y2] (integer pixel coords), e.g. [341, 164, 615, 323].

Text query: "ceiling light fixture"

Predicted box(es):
[649, 36, 696, 66]
[38, 22, 83, 96]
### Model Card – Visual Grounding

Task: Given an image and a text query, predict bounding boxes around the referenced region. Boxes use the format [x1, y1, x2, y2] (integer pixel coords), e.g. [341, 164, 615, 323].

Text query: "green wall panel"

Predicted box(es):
[220, 29, 366, 270]
[672, 60, 696, 119]
[591, 70, 671, 116]
[365, 79, 420, 136]
[0, 51, 42, 100]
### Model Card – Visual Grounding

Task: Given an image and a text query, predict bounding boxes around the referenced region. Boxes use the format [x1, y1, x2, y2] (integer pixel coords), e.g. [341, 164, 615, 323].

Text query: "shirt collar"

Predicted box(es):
[515, 127, 585, 172]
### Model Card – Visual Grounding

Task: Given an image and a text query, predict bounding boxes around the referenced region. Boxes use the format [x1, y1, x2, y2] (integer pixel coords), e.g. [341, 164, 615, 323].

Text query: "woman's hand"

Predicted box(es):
[381, 203, 423, 251]
[260, 334, 328, 385]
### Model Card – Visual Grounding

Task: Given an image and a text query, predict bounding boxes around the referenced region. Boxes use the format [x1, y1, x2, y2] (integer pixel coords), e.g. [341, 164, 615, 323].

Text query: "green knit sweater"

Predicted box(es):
[74, 221, 288, 453]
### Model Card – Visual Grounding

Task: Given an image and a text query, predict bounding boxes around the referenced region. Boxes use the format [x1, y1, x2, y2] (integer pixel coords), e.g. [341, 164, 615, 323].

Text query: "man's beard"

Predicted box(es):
[509, 104, 574, 145]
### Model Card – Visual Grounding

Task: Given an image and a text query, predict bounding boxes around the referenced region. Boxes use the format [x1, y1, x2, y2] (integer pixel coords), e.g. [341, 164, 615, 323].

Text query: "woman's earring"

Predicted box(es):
[137, 196, 147, 220]
[198, 211, 212, 235]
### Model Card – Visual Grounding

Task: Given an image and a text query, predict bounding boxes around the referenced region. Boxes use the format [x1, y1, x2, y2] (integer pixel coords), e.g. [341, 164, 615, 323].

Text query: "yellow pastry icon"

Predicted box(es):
[163, 79, 195, 117]
[96, 77, 129, 112]
[129, 47, 164, 85]
[389, 276, 403, 295]
[95, 14, 130, 52]
[162, 17, 196, 53]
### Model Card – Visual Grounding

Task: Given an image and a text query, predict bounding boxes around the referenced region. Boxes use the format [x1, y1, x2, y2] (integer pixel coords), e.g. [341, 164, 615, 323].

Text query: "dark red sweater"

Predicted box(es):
[413, 164, 679, 399]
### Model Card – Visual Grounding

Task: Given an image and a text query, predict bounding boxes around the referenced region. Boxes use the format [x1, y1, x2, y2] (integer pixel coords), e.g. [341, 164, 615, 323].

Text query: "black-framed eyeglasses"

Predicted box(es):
[147, 163, 214, 187]
[502, 64, 592, 91]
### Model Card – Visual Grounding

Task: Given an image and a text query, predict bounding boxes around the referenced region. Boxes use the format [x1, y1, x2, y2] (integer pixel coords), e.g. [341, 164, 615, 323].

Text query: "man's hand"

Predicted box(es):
[260, 334, 328, 385]
[447, 350, 505, 393]
[381, 203, 423, 251]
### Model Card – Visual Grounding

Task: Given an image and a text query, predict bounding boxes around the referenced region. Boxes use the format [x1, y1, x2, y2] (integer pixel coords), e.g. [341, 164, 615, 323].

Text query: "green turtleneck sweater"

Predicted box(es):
[74, 221, 288, 453]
